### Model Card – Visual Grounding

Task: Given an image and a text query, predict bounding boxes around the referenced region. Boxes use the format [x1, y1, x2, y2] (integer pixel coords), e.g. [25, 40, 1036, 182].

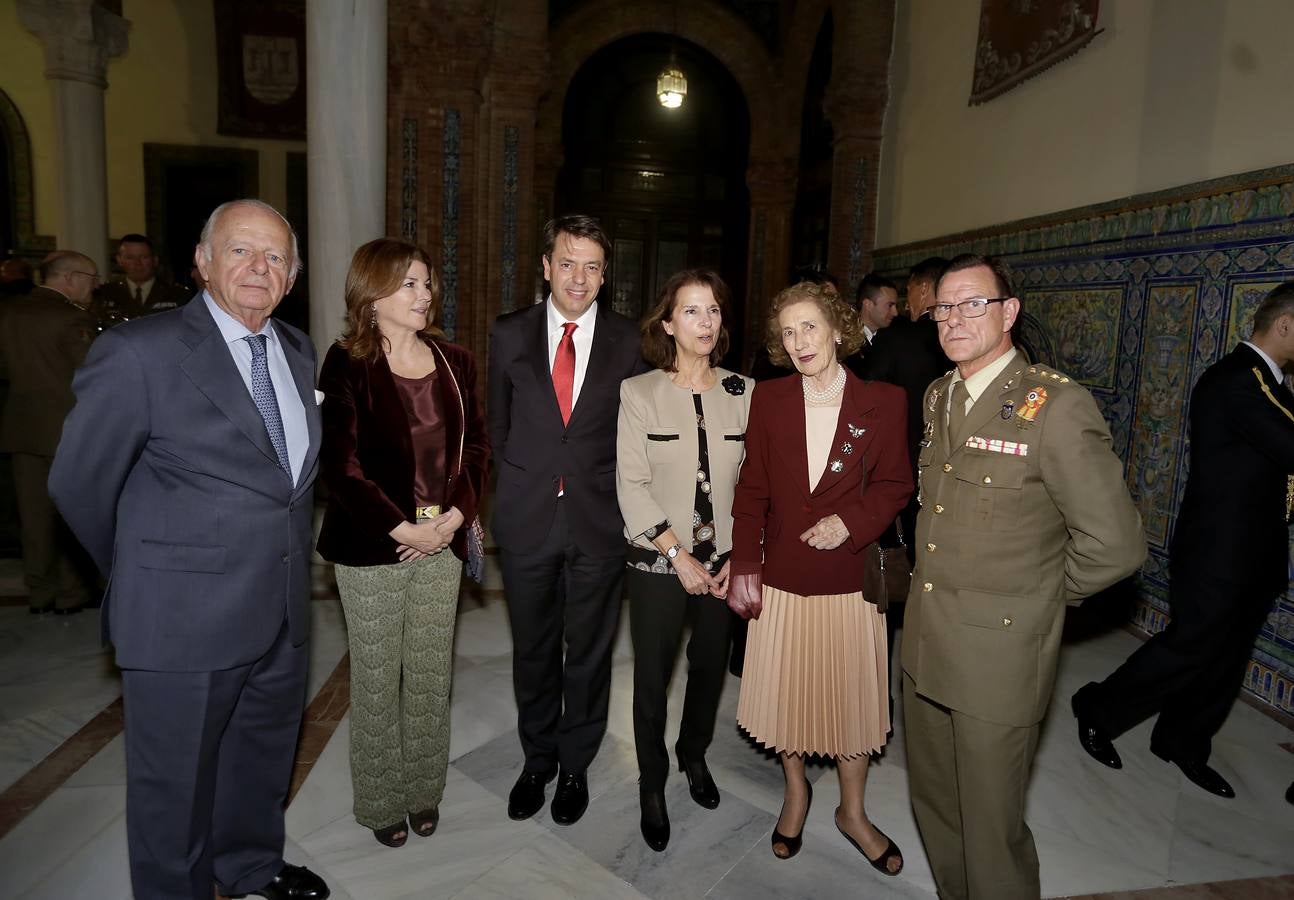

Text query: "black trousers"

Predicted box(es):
[1079, 568, 1277, 763]
[627, 566, 732, 791]
[121, 619, 307, 900]
[502, 501, 625, 775]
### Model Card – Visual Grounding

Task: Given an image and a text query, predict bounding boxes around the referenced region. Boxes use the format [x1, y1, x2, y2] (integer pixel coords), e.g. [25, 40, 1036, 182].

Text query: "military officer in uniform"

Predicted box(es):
[901, 253, 1145, 900]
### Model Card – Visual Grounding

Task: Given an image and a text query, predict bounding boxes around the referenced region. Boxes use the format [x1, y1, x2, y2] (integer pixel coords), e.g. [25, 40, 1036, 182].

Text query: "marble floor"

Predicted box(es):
[0, 554, 1291, 900]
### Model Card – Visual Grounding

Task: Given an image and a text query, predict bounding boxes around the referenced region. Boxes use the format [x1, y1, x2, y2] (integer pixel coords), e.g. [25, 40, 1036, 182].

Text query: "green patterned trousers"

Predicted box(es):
[334, 550, 462, 829]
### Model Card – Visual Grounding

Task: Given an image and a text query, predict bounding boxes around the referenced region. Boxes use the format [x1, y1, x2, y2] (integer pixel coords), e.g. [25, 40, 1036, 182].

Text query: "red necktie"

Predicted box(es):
[553, 322, 577, 425]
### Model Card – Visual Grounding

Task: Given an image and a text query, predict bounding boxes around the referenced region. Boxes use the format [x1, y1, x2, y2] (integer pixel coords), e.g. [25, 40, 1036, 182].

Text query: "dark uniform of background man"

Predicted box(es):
[1074, 280, 1294, 800]
[902, 254, 1145, 900]
[91, 232, 190, 324]
[0, 250, 98, 614]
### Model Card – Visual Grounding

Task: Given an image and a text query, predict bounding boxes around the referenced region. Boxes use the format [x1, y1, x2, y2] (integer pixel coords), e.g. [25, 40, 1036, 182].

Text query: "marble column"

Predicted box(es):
[17, 0, 128, 273]
[306, 0, 387, 358]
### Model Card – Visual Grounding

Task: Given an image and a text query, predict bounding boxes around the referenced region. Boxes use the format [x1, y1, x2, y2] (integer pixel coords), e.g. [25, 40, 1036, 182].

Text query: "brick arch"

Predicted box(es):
[537, 0, 791, 167]
[0, 87, 49, 258]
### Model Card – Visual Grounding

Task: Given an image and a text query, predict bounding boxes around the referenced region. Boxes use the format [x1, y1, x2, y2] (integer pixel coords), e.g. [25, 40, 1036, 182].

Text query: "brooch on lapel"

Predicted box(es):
[721, 374, 745, 396]
[840, 441, 854, 455]
[1016, 387, 1048, 425]
[847, 423, 866, 437]
[829, 459, 844, 473]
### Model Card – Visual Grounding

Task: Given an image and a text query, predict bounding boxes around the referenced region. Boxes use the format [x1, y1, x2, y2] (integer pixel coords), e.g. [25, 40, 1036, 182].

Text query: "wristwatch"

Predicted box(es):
[665, 542, 683, 560]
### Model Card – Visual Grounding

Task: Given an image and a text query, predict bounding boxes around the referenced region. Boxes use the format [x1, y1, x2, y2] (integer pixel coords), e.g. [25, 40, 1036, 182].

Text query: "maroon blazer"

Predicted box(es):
[731, 371, 912, 596]
[317, 337, 490, 566]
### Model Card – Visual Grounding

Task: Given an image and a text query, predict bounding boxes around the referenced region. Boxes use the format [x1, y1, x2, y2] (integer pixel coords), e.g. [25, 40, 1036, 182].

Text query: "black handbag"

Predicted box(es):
[863, 518, 912, 613]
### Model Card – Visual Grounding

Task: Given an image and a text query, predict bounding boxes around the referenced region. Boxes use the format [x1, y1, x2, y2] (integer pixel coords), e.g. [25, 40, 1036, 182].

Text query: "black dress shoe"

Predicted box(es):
[639, 788, 670, 852]
[227, 863, 330, 899]
[1071, 694, 1121, 769]
[550, 770, 589, 825]
[677, 752, 720, 809]
[1152, 748, 1235, 798]
[507, 768, 556, 820]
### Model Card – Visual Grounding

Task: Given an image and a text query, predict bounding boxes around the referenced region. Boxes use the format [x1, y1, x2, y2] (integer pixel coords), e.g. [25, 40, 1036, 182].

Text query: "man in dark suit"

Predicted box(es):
[865, 257, 952, 564]
[91, 232, 190, 325]
[0, 251, 98, 614]
[1073, 281, 1294, 799]
[488, 214, 647, 825]
[50, 201, 329, 900]
[844, 272, 899, 379]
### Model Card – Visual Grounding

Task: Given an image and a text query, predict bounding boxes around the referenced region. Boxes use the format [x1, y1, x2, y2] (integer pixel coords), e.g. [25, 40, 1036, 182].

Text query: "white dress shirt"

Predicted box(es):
[546, 296, 598, 409]
[203, 292, 309, 485]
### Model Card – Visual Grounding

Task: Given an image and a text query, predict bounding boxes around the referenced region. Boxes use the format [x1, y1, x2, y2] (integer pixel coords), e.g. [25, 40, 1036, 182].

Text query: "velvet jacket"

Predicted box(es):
[730, 370, 912, 596]
[317, 337, 490, 566]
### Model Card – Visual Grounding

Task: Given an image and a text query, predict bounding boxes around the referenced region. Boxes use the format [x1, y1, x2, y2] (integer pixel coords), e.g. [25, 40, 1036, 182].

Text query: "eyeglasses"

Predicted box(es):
[930, 297, 1008, 321]
[70, 271, 101, 284]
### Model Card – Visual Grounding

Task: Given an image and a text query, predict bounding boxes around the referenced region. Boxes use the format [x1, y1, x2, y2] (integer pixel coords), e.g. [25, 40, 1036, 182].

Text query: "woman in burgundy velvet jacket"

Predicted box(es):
[317, 238, 489, 848]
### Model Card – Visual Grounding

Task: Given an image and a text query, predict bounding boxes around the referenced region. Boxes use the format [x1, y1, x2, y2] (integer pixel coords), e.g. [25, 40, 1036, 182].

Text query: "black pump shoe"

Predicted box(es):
[677, 752, 720, 809]
[639, 788, 670, 852]
[771, 779, 812, 860]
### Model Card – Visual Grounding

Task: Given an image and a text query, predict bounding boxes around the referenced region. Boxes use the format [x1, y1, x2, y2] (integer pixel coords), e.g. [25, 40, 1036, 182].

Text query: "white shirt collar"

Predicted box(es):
[203, 290, 276, 344]
[127, 277, 155, 297]
[546, 295, 598, 334]
[863, 324, 875, 343]
[1243, 340, 1285, 384]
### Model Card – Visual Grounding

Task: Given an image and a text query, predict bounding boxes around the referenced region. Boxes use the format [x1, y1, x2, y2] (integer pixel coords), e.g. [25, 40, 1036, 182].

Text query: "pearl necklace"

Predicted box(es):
[802, 363, 846, 404]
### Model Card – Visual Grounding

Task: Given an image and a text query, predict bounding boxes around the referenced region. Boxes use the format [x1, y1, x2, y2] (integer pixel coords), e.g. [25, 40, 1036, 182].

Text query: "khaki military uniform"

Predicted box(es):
[902, 349, 1144, 900]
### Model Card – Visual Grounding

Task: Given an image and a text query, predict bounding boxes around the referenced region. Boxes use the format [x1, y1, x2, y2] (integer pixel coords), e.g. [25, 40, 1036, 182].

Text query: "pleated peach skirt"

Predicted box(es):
[736, 586, 889, 759]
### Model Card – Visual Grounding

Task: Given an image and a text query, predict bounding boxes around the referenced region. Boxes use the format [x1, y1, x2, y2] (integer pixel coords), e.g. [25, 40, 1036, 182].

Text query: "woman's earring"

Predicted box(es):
[835, 336, 842, 345]
[370, 305, 377, 327]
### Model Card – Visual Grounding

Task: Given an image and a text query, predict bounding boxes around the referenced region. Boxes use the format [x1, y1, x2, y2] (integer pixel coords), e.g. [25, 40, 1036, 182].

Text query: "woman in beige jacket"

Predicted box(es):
[616, 268, 753, 853]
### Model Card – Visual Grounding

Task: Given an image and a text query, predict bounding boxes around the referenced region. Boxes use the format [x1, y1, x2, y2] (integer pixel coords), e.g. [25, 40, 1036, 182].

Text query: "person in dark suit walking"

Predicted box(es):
[49, 200, 329, 900]
[1073, 281, 1294, 799]
[0, 251, 98, 614]
[489, 214, 648, 826]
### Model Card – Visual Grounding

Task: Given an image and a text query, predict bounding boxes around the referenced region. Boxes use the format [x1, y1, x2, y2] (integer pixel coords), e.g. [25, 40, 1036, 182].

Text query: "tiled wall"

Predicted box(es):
[874, 165, 1294, 717]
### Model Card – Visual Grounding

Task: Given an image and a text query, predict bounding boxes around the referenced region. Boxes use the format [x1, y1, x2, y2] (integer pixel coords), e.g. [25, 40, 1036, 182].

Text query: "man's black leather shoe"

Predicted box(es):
[550, 770, 589, 825]
[639, 788, 670, 852]
[677, 752, 720, 809]
[1071, 694, 1121, 769]
[227, 863, 330, 899]
[1152, 747, 1235, 798]
[507, 768, 556, 820]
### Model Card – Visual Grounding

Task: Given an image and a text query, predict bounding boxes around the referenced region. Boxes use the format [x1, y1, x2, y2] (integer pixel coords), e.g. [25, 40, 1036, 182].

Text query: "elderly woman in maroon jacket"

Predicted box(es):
[728, 280, 911, 876]
[318, 238, 489, 848]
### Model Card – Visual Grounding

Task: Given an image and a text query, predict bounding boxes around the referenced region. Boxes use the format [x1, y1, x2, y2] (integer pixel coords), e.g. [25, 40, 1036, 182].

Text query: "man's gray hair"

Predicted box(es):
[40, 250, 95, 282]
[197, 199, 302, 276]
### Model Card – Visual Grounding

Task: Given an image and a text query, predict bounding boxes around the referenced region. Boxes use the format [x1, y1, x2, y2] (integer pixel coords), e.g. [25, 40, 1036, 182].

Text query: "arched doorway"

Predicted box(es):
[556, 33, 751, 364]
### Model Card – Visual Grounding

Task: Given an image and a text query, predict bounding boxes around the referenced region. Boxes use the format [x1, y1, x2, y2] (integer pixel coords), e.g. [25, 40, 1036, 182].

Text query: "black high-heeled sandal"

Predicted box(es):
[409, 806, 439, 837]
[834, 808, 903, 876]
[373, 819, 408, 848]
[770, 780, 812, 859]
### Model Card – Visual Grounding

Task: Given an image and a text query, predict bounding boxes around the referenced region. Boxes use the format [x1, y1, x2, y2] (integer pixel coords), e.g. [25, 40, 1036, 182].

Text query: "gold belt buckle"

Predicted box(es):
[415, 504, 442, 522]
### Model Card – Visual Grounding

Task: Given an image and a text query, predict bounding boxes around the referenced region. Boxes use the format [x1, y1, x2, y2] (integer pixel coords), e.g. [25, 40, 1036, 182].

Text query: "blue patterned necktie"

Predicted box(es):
[245, 334, 291, 476]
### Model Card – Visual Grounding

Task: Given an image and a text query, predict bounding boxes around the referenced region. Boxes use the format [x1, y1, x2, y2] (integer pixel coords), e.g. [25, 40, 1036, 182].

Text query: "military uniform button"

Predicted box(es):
[1002, 617, 1012, 627]
[934, 504, 945, 514]
[942, 463, 952, 473]
[983, 475, 992, 484]
[922, 582, 933, 592]
[926, 542, 936, 552]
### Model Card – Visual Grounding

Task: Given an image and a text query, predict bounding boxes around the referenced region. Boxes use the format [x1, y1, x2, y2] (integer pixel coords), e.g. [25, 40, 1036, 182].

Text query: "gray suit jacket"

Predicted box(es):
[49, 297, 322, 671]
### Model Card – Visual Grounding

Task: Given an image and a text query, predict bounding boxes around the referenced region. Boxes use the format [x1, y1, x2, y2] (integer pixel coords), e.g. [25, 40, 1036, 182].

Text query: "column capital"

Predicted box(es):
[823, 74, 888, 142]
[18, 0, 129, 88]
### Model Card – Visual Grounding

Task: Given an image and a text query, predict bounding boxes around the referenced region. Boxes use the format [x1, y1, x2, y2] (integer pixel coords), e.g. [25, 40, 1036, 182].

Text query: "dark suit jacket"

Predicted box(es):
[730, 371, 912, 596]
[488, 301, 647, 556]
[49, 297, 322, 671]
[92, 278, 190, 323]
[866, 316, 951, 466]
[0, 287, 95, 456]
[317, 338, 489, 566]
[1171, 343, 1294, 593]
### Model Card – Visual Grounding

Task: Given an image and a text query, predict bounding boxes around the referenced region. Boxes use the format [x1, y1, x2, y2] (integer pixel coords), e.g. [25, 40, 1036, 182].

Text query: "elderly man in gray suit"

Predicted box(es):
[50, 200, 329, 900]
